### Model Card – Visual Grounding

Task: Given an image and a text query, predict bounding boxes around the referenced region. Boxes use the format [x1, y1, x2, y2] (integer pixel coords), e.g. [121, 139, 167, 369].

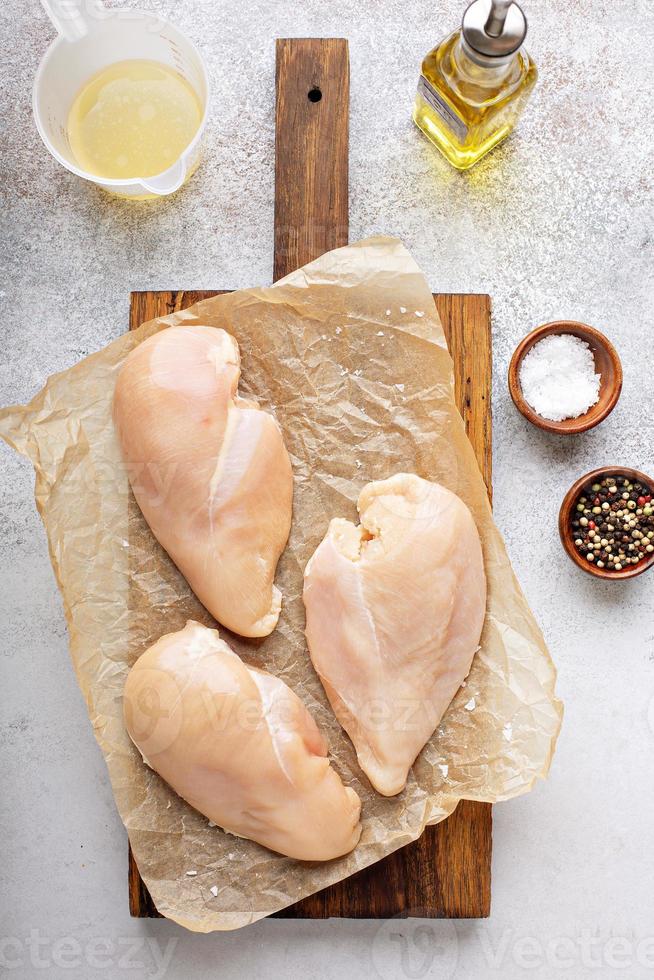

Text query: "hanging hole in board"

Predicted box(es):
[308, 88, 322, 103]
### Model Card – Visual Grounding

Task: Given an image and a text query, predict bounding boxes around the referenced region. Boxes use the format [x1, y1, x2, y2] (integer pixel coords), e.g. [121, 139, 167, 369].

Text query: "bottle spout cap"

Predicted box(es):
[462, 0, 527, 58]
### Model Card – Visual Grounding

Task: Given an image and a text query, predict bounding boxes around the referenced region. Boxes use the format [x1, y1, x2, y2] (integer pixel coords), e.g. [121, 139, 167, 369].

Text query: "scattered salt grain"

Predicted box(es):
[355, 460, 362, 469]
[465, 697, 476, 711]
[335, 326, 342, 335]
[519, 333, 601, 422]
[503, 723, 513, 742]
[340, 368, 348, 377]
[399, 306, 407, 314]
[415, 311, 424, 318]
[377, 331, 384, 336]
[395, 383, 405, 392]
[385, 309, 391, 316]
[353, 368, 363, 376]
[210, 885, 219, 897]
[186, 870, 197, 877]
[438, 763, 449, 778]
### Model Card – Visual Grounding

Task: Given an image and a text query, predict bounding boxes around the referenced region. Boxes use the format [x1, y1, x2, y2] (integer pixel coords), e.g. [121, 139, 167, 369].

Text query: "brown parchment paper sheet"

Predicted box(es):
[0, 237, 562, 932]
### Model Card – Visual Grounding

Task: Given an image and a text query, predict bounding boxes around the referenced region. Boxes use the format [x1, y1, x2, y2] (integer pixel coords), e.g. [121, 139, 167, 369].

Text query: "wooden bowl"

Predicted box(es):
[508, 321, 622, 434]
[559, 466, 654, 580]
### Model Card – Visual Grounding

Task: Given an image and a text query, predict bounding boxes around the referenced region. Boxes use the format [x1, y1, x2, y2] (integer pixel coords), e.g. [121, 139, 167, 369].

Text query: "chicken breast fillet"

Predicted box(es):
[113, 326, 293, 637]
[303, 473, 486, 797]
[124, 620, 362, 861]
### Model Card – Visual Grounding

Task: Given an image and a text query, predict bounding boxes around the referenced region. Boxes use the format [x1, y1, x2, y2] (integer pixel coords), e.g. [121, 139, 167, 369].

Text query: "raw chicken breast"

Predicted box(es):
[113, 326, 293, 637]
[303, 473, 486, 797]
[124, 620, 362, 861]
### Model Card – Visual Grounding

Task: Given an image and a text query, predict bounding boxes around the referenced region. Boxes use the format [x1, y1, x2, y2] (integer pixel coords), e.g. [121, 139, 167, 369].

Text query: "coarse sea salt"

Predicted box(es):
[519, 333, 601, 422]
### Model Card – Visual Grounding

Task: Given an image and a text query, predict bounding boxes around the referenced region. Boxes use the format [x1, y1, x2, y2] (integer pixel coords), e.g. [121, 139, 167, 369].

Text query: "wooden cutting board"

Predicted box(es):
[127, 38, 492, 920]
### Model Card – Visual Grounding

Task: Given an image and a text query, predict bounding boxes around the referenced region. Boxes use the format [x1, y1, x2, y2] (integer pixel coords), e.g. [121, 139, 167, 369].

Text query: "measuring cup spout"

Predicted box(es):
[41, 0, 106, 42]
[141, 158, 188, 197]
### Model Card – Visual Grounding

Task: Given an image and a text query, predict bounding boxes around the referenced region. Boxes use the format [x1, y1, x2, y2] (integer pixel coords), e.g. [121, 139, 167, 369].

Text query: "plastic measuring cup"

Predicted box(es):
[34, 0, 210, 198]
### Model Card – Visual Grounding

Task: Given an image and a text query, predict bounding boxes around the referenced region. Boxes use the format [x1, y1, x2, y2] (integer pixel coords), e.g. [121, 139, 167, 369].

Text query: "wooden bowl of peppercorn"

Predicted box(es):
[559, 467, 654, 579]
[509, 321, 623, 434]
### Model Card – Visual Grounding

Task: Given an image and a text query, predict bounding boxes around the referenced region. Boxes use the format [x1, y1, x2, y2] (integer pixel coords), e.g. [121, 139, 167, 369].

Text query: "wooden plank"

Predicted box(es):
[128, 36, 492, 924]
[127, 289, 492, 920]
[435, 293, 493, 500]
[274, 38, 349, 280]
[275, 800, 491, 919]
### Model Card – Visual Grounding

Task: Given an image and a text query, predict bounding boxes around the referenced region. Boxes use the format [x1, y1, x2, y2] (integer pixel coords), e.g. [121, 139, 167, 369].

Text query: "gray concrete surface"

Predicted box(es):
[1, 0, 653, 978]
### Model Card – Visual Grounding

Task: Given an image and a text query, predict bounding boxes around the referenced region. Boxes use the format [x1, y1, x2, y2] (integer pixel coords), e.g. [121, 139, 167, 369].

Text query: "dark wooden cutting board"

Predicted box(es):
[127, 38, 492, 920]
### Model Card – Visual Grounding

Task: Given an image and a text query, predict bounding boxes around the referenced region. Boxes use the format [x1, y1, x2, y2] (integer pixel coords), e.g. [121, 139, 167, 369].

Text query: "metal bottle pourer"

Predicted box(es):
[462, 0, 528, 59]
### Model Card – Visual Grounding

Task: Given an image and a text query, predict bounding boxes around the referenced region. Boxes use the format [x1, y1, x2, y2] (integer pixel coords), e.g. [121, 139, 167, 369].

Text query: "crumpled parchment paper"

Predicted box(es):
[0, 236, 562, 932]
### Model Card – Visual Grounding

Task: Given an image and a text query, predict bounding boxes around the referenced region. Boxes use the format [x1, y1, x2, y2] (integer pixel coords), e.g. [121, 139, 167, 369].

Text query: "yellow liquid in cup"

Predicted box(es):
[67, 59, 203, 183]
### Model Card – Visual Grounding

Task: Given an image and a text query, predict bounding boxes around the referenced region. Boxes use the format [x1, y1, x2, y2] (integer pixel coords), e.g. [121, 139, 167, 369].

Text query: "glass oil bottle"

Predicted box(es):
[413, 0, 537, 170]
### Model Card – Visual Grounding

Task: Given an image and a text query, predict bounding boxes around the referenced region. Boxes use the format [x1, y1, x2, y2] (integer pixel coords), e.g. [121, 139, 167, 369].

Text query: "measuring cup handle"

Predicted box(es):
[40, 0, 106, 42]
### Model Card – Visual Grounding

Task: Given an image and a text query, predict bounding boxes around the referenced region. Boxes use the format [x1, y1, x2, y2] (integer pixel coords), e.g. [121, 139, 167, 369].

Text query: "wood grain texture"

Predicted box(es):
[274, 38, 349, 280]
[127, 289, 492, 920]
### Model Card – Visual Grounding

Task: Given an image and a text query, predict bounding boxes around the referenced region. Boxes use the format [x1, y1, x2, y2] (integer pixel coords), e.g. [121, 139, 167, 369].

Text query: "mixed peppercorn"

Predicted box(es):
[571, 475, 654, 571]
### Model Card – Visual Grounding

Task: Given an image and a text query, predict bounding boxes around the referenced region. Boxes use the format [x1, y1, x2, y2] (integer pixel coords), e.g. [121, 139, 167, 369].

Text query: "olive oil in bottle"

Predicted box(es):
[67, 59, 203, 181]
[413, 0, 537, 170]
